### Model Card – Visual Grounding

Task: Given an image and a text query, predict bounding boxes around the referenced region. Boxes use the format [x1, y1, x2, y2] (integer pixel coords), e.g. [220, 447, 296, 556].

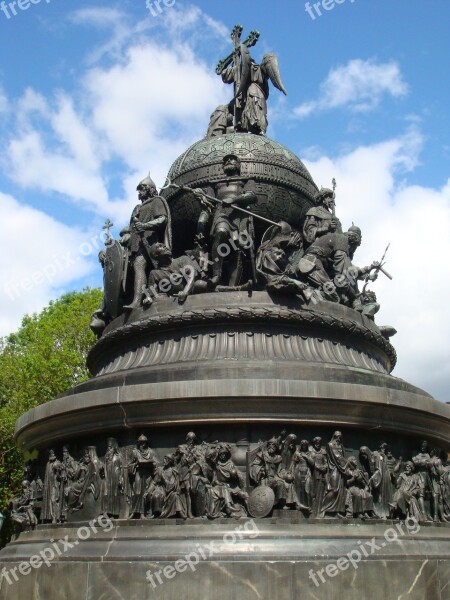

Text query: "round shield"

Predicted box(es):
[248, 486, 275, 518]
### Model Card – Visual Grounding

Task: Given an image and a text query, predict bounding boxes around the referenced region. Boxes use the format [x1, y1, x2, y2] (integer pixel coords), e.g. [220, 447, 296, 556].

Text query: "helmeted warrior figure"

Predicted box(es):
[295, 231, 347, 302]
[296, 225, 381, 305]
[122, 173, 171, 310]
[334, 225, 381, 308]
[195, 154, 257, 287]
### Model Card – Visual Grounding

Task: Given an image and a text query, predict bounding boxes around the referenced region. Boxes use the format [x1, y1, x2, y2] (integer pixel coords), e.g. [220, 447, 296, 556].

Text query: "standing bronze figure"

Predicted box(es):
[100, 438, 123, 519]
[129, 435, 158, 519]
[41, 450, 63, 524]
[196, 154, 257, 286]
[122, 174, 171, 310]
[215, 25, 287, 134]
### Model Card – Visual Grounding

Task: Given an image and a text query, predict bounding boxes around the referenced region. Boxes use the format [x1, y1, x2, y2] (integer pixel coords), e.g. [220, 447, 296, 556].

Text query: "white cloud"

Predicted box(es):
[2, 7, 228, 227]
[84, 42, 224, 170]
[50, 94, 105, 170]
[70, 6, 125, 27]
[69, 7, 141, 66]
[162, 4, 229, 42]
[0, 193, 96, 337]
[69, 5, 229, 67]
[0, 88, 8, 114]
[302, 128, 450, 401]
[5, 87, 111, 215]
[294, 59, 408, 118]
[7, 130, 110, 214]
[0, 4, 229, 333]
[16, 87, 48, 120]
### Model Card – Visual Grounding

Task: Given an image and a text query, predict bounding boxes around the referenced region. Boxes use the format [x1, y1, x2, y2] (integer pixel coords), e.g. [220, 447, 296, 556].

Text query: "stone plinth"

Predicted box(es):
[2, 292, 449, 600]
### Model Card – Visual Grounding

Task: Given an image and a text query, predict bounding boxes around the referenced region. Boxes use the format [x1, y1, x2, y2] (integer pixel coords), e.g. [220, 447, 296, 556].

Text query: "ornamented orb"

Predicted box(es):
[161, 132, 318, 255]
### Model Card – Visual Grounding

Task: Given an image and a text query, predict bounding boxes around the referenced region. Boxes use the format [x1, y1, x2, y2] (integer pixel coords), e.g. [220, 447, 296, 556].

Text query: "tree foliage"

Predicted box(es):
[0, 288, 102, 547]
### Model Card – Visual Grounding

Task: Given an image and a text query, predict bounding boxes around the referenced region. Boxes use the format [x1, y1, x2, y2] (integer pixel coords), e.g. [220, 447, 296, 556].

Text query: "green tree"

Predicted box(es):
[0, 288, 102, 548]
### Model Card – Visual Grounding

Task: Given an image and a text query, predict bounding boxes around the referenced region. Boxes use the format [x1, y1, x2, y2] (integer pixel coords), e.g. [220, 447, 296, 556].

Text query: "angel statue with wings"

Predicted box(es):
[212, 25, 287, 136]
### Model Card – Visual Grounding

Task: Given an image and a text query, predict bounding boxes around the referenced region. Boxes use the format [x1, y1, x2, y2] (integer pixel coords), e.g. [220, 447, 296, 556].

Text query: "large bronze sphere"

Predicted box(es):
[161, 132, 318, 254]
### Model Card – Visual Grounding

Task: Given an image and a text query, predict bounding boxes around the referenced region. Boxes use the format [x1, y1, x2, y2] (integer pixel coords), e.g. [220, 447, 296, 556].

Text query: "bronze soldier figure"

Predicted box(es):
[123, 174, 171, 310]
[196, 154, 257, 287]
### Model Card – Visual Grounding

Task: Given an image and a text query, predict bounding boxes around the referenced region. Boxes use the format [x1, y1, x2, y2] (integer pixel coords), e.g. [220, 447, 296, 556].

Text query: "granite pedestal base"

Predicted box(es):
[2, 293, 449, 599]
[1, 520, 449, 599]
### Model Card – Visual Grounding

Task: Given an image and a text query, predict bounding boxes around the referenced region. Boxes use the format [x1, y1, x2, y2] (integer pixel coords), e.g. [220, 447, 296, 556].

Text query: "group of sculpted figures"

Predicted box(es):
[91, 24, 391, 335]
[91, 166, 389, 335]
[10, 434, 450, 530]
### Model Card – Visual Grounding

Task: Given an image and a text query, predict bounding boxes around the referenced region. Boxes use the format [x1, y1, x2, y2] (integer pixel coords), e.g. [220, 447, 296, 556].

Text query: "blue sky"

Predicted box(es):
[0, 0, 449, 399]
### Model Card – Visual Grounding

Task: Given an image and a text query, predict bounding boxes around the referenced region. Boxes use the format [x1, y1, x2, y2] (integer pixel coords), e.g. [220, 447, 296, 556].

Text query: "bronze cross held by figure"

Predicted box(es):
[214, 25, 286, 135]
[215, 25, 260, 76]
[103, 218, 114, 243]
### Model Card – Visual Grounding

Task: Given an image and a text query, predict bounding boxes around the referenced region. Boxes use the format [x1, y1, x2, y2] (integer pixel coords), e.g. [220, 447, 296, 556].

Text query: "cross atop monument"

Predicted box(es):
[215, 25, 260, 76]
[103, 218, 114, 243]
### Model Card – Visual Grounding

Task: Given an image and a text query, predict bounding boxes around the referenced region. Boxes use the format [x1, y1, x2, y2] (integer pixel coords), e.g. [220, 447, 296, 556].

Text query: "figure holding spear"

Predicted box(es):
[163, 154, 264, 287]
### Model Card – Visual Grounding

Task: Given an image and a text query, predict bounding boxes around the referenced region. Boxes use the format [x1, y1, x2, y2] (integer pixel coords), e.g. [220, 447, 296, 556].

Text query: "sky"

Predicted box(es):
[0, 0, 449, 401]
